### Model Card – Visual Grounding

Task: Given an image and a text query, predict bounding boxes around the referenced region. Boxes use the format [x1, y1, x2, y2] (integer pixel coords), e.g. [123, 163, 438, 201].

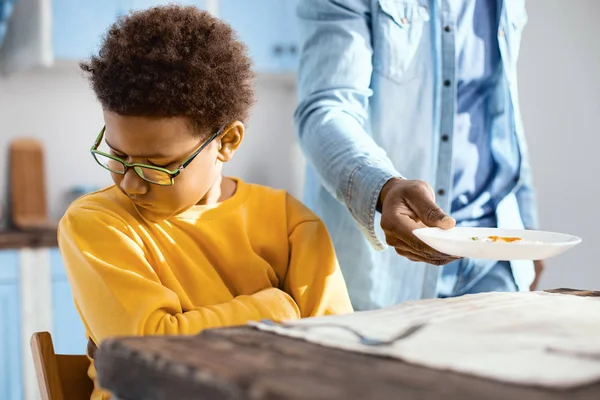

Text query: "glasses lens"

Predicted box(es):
[93, 153, 126, 174]
[134, 166, 172, 186]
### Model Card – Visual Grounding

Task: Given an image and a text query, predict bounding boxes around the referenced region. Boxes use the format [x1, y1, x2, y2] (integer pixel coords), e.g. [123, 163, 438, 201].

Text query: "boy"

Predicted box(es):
[58, 6, 353, 399]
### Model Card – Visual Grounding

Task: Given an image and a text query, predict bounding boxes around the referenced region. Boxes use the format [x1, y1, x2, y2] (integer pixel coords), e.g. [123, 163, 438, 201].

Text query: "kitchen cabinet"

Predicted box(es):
[52, 0, 206, 60]
[50, 248, 87, 355]
[52, 0, 122, 60]
[0, 239, 87, 399]
[278, 0, 301, 72]
[125, 0, 206, 12]
[0, 250, 22, 400]
[51, 0, 299, 73]
[219, 0, 300, 72]
[6, 0, 301, 74]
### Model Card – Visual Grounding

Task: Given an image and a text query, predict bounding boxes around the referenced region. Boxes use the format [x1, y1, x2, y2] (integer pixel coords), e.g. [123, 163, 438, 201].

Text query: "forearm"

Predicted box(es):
[139, 287, 301, 336]
[295, 0, 401, 246]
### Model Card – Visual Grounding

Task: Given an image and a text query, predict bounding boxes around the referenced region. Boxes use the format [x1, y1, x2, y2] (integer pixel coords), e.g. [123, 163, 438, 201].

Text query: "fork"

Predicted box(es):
[259, 320, 426, 346]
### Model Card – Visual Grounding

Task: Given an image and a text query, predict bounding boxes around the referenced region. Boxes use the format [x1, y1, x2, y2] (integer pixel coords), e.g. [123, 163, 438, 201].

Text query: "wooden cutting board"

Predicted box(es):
[9, 138, 56, 231]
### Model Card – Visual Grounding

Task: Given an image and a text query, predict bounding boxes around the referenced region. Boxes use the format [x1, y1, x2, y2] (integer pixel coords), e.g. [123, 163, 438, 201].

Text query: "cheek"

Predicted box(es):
[168, 154, 219, 199]
[111, 172, 123, 186]
[181, 155, 219, 189]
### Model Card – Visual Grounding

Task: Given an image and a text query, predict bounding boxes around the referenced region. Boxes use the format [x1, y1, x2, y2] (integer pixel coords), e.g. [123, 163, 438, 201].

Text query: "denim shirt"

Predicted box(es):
[0, 0, 16, 48]
[450, 0, 512, 222]
[294, 0, 537, 310]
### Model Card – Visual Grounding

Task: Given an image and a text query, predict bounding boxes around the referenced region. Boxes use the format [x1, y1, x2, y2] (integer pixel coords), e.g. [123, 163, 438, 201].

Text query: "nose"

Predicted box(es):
[119, 169, 149, 197]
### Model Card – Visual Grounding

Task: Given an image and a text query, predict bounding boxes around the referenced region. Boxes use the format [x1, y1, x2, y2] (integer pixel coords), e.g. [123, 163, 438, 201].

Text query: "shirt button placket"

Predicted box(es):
[436, 10, 456, 208]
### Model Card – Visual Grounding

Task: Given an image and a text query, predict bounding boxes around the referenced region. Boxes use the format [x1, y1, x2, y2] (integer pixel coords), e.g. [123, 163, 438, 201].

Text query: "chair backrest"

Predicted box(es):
[30, 331, 94, 400]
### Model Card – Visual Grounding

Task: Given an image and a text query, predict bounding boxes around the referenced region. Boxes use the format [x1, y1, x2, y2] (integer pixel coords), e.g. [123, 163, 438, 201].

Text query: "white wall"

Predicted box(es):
[0, 0, 598, 290]
[0, 65, 303, 221]
[519, 0, 600, 290]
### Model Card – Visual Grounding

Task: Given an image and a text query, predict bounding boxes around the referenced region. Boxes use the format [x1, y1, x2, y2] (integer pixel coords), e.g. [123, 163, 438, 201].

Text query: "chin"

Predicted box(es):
[134, 204, 174, 222]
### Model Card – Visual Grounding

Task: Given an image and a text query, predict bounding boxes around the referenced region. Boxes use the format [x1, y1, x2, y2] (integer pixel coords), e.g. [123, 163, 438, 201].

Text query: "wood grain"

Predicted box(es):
[10, 138, 53, 230]
[31, 332, 65, 400]
[544, 288, 600, 297]
[30, 331, 93, 400]
[56, 355, 94, 400]
[95, 289, 600, 400]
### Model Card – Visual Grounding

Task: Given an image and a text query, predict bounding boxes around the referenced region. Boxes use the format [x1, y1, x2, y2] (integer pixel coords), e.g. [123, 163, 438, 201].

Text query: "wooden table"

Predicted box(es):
[95, 289, 600, 400]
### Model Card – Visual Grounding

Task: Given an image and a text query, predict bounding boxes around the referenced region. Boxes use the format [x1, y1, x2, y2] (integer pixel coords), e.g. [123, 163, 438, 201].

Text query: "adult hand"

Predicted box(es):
[378, 178, 460, 265]
[529, 260, 545, 291]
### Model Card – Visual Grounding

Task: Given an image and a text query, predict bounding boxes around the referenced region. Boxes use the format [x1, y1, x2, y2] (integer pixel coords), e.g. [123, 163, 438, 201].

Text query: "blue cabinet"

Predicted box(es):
[52, 0, 206, 60]
[220, 0, 300, 72]
[52, 0, 122, 59]
[50, 249, 87, 355]
[120, 0, 204, 11]
[0, 247, 88, 398]
[52, 0, 300, 72]
[278, 0, 301, 72]
[126, 0, 205, 12]
[0, 250, 22, 400]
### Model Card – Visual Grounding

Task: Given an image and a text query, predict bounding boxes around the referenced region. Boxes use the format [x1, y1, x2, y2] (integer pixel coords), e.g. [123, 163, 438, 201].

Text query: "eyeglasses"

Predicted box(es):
[90, 125, 224, 186]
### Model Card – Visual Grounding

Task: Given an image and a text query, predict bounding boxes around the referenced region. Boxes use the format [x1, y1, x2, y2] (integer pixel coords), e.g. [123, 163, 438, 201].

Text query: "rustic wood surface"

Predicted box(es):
[96, 289, 600, 400]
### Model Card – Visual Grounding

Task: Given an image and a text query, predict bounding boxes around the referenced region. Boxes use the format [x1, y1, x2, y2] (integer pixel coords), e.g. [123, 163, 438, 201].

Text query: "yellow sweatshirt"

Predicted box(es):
[58, 179, 352, 399]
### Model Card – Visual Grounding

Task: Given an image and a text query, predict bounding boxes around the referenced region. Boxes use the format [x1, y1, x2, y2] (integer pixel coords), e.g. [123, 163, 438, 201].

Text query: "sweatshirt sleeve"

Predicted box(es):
[58, 206, 301, 343]
[283, 196, 354, 317]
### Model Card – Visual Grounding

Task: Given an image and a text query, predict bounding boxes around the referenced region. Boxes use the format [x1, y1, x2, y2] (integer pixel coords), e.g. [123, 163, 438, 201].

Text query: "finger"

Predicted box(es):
[384, 218, 460, 262]
[384, 214, 449, 257]
[394, 247, 458, 266]
[405, 229, 458, 261]
[386, 233, 442, 259]
[404, 182, 456, 230]
[394, 247, 430, 263]
[389, 240, 458, 264]
[410, 198, 455, 229]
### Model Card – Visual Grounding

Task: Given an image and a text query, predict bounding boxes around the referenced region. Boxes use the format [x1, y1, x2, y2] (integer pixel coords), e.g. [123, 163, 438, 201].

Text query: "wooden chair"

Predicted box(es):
[30, 331, 94, 400]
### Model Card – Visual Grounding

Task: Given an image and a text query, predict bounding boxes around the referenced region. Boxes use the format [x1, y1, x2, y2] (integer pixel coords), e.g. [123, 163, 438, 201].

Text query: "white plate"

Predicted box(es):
[412, 227, 582, 260]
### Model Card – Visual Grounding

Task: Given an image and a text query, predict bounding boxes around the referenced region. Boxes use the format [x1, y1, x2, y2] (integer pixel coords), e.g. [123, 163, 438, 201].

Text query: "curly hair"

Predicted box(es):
[80, 5, 255, 136]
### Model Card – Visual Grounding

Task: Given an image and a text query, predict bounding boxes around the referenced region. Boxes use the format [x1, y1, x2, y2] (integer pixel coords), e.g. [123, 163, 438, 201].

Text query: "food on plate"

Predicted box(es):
[471, 235, 522, 243]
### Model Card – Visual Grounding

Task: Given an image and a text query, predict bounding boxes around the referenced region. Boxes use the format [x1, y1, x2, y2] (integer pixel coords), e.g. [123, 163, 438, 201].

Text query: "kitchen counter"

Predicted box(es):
[0, 229, 58, 249]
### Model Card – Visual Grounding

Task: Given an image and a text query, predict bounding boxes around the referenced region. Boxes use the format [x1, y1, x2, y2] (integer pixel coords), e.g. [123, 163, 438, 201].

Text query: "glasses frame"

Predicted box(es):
[90, 125, 224, 186]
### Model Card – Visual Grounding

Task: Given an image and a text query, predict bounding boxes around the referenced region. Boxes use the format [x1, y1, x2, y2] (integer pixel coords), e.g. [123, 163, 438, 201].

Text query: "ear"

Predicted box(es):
[217, 121, 244, 163]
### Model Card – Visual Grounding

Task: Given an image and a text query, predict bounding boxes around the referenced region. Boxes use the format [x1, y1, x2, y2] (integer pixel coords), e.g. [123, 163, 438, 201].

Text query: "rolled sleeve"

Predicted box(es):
[295, 0, 402, 249]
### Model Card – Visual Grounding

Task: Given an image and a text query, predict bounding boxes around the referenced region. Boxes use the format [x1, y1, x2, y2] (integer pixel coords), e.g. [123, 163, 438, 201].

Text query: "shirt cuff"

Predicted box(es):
[345, 160, 402, 250]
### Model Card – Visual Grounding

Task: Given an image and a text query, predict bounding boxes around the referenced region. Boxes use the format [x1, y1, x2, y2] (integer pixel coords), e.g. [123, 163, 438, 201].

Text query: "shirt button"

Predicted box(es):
[438, 189, 446, 196]
[498, 28, 505, 37]
[443, 79, 451, 87]
[444, 26, 451, 32]
[400, 17, 408, 24]
[441, 134, 449, 142]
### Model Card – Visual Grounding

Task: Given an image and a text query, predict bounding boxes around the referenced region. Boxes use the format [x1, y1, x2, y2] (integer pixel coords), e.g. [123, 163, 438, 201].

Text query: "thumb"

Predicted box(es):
[409, 186, 455, 229]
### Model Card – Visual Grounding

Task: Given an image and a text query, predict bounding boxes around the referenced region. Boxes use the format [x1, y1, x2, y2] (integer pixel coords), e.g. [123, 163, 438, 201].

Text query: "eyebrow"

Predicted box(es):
[105, 139, 174, 160]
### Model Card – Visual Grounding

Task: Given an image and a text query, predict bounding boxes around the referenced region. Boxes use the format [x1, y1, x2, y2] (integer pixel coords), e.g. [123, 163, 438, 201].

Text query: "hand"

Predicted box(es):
[378, 178, 460, 265]
[529, 260, 545, 291]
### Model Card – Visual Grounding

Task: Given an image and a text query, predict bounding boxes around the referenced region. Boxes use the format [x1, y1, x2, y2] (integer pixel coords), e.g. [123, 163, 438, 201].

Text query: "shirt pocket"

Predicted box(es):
[373, 0, 430, 83]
